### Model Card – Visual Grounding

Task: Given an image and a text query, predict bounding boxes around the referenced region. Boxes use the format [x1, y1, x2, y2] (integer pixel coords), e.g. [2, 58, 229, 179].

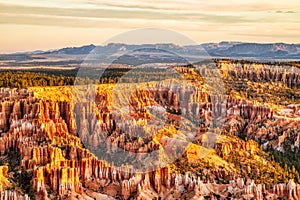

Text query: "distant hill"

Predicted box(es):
[50, 44, 96, 55]
[0, 42, 299, 66]
[203, 42, 299, 57]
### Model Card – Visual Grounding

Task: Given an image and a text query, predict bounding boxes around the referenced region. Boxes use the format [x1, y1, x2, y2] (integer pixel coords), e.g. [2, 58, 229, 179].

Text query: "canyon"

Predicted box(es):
[0, 60, 299, 199]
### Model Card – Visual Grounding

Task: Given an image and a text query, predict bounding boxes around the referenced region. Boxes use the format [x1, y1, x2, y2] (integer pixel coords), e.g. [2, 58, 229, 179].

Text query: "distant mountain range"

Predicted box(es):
[1, 42, 299, 66]
[45, 42, 300, 58]
[203, 42, 300, 57]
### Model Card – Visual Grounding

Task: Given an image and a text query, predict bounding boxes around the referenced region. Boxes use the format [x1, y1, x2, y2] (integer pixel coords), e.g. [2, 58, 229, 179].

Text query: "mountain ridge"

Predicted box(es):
[9, 42, 300, 56]
[1, 42, 299, 66]
[50, 42, 300, 56]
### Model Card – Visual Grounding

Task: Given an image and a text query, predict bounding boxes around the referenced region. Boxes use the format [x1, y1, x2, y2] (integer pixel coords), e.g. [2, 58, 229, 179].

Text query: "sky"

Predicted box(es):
[0, 0, 300, 53]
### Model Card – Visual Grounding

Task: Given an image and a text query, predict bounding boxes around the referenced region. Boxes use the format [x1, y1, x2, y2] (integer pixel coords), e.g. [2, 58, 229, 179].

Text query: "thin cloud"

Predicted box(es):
[0, 3, 260, 26]
[67, 0, 300, 12]
[2, 0, 300, 12]
[275, 10, 297, 13]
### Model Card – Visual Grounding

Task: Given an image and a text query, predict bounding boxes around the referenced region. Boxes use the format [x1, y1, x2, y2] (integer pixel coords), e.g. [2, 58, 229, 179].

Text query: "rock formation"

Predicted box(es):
[0, 60, 299, 199]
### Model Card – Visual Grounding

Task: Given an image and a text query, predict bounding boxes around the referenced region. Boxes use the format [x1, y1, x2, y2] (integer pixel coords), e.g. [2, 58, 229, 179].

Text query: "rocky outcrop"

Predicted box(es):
[0, 190, 30, 200]
[218, 60, 300, 89]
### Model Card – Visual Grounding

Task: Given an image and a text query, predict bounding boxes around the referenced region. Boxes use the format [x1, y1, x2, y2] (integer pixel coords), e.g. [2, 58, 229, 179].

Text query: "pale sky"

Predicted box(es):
[0, 0, 300, 53]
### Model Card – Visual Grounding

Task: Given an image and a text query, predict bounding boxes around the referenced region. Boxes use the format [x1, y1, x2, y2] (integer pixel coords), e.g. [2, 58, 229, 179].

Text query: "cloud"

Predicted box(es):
[66, 0, 300, 12]
[0, 3, 260, 28]
[2, 0, 300, 12]
[276, 10, 297, 13]
[1, 1, 299, 28]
